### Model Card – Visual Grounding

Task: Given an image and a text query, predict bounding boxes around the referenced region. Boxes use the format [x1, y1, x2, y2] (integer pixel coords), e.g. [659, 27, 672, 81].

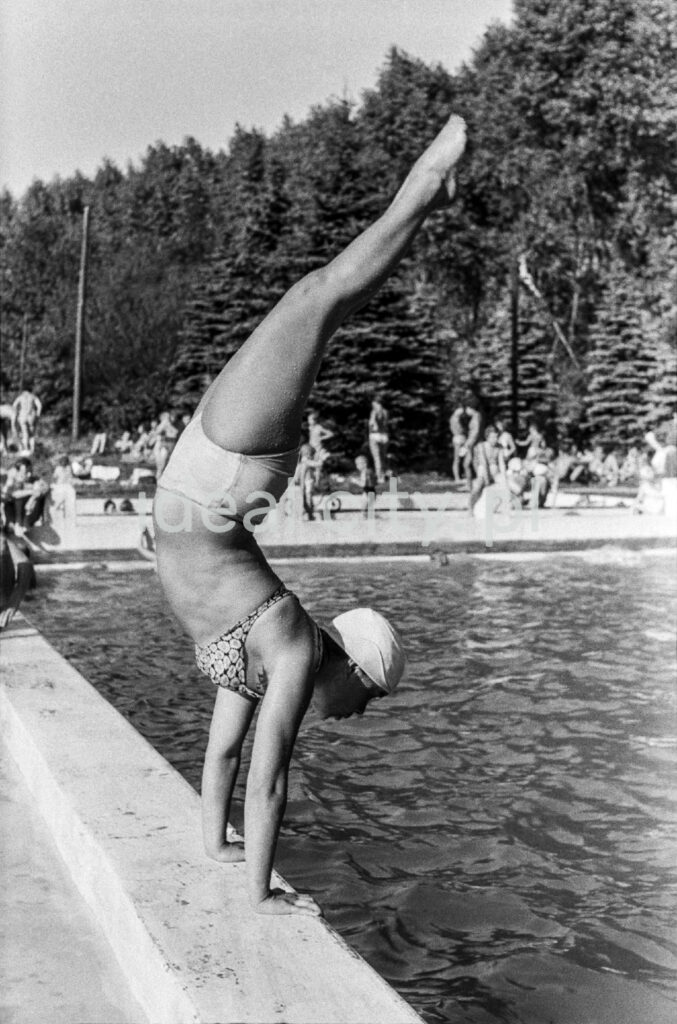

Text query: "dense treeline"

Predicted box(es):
[1, 0, 675, 466]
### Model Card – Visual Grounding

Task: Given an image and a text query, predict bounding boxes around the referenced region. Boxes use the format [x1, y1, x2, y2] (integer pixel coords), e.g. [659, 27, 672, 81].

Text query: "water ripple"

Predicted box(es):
[27, 554, 677, 1023]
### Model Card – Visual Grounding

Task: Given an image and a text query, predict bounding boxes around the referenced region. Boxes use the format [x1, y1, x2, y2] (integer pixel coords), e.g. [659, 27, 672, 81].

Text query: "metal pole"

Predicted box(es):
[72, 205, 90, 443]
[510, 256, 519, 437]
[19, 312, 28, 390]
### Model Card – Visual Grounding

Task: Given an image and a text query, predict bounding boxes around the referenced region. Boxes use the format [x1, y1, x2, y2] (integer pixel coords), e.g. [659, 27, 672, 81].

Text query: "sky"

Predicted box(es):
[1, 0, 513, 198]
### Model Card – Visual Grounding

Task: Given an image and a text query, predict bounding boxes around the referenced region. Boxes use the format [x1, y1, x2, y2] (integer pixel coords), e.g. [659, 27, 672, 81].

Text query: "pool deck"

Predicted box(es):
[22, 486, 677, 562]
[0, 734, 146, 1024]
[0, 616, 424, 1024]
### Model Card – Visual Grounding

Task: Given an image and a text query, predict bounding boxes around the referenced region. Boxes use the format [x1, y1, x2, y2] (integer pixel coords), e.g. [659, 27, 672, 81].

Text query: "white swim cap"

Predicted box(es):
[330, 608, 406, 694]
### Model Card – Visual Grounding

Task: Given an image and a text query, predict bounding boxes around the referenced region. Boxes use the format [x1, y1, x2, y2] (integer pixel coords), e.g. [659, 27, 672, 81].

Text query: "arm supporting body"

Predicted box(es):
[245, 608, 319, 914]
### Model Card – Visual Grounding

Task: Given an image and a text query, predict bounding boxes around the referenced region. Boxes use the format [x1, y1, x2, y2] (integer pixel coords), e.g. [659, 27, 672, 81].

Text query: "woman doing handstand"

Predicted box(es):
[153, 114, 467, 917]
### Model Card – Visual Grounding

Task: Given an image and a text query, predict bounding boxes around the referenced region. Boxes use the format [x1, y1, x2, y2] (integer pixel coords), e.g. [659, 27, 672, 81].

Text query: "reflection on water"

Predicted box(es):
[27, 554, 677, 1023]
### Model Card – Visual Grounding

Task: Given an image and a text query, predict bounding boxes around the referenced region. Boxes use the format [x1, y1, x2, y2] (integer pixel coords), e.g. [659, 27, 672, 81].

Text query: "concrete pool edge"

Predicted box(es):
[0, 619, 423, 1024]
[26, 531, 677, 566]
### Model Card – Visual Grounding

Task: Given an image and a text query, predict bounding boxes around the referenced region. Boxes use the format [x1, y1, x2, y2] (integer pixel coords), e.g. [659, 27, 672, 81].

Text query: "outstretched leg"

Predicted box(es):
[201, 115, 467, 455]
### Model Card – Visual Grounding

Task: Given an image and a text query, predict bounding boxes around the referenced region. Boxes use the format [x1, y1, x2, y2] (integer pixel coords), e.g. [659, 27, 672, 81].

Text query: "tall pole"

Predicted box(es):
[72, 205, 90, 443]
[19, 312, 28, 390]
[510, 256, 519, 437]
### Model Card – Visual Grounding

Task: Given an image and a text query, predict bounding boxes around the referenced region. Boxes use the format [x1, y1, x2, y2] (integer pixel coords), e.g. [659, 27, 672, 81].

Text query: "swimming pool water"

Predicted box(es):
[26, 553, 677, 1023]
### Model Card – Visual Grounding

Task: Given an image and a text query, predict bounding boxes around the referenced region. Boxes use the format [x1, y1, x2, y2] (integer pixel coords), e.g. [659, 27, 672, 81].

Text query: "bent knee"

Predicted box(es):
[291, 266, 333, 303]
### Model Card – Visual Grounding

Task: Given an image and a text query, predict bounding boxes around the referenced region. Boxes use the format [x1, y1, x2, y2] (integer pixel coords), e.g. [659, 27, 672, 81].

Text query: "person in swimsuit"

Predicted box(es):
[464, 400, 483, 486]
[153, 114, 467, 918]
[368, 396, 390, 483]
[448, 403, 467, 483]
[152, 410, 180, 478]
[469, 424, 506, 515]
[495, 419, 516, 462]
[354, 453, 377, 518]
[12, 386, 42, 454]
[294, 442, 320, 520]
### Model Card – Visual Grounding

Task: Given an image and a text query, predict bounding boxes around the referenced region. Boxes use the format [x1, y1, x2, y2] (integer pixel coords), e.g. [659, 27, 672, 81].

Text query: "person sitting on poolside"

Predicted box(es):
[495, 419, 516, 462]
[505, 456, 529, 505]
[0, 523, 35, 629]
[153, 114, 467, 917]
[619, 446, 640, 484]
[114, 430, 134, 455]
[1, 457, 34, 531]
[468, 424, 505, 514]
[633, 452, 663, 514]
[527, 446, 556, 508]
[602, 447, 621, 487]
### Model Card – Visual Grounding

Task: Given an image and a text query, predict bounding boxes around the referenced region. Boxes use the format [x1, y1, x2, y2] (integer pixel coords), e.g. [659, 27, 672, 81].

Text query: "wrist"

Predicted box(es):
[249, 881, 271, 905]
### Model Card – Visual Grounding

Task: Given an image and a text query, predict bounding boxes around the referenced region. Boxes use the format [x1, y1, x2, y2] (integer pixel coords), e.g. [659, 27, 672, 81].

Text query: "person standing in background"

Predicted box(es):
[449, 403, 467, 483]
[307, 409, 334, 486]
[464, 399, 483, 487]
[355, 453, 377, 518]
[12, 386, 42, 454]
[307, 409, 333, 455]
[152, 411, 180, 479]
[495, 419, 516, 462]
[368, 395, 390, 483]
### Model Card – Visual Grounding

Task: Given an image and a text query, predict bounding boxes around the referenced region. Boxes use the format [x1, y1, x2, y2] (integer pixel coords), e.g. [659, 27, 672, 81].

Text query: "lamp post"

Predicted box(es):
[72, 205, 90, 443]
[19, 312, 28, 391]
[510, 256, 519, 437]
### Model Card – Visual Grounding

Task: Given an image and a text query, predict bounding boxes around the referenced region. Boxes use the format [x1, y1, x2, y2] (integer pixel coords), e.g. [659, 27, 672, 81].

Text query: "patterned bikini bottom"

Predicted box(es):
[194, 585, 323, 701]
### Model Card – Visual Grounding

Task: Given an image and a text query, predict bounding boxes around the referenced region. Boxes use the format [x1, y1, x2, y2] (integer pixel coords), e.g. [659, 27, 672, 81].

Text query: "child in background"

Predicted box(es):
[295, 443, 319, 520]
[620, 446, 640, 483]
[71, 454, 93, 479]
[52, 454, 74, 488]
[114, 430, 134, 454]
[22, 475, 50, 529]
[633, 453, 663, 514]
[51, 455, 76, 517]
[355, 454, 376, 518]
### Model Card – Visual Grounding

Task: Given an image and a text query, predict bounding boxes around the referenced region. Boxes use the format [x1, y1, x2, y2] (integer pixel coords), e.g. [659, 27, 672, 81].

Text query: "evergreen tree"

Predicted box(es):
[169, 128, 289, 411]
[645, 235, 677, 431]
[516, 305, 559, 438]
[646, 327, 677, 433]
[463, 303, 512, 425]
[586, 262, 658, 444]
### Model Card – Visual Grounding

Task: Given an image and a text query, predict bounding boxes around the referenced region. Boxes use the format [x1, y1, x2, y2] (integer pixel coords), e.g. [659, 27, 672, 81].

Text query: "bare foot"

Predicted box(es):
[207, 841, 245, 864]
[416, 114, 467, 203]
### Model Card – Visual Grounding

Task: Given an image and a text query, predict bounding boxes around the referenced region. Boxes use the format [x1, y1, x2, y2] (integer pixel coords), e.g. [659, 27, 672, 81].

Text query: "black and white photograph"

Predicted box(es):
[1, 1, 676, 1022]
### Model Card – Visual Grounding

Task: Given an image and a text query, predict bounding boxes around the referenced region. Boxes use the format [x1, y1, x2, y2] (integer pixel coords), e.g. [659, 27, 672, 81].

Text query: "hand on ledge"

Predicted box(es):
[206, 841, 246, 863]
[256, 888, 322, 917]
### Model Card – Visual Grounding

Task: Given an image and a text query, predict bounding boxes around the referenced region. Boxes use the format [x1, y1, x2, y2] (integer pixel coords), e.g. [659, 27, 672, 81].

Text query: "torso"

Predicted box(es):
[449, 409, 466, 437]
[369, 408, 388, 434]
[153, 494, 319, 700]
[498, 430, 514, 454]
[154, 492, 283, 645]
[15, 393, 39, 422]
[466, 410, 481, 448]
